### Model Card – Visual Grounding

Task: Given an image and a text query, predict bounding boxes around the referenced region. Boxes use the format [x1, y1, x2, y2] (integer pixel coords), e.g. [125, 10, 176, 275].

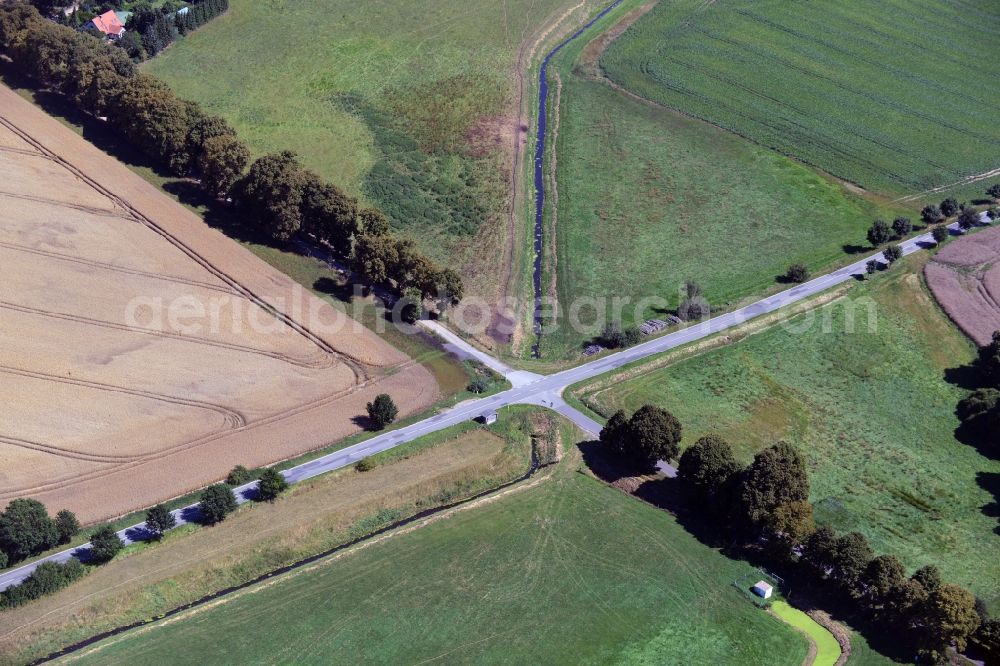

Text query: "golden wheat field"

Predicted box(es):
[0, 85, 439, 523]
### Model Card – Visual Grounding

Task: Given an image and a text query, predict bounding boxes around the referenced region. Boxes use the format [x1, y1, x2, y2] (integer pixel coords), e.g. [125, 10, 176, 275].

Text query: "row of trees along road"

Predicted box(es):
[601, 406, 992, 662]
[0, 4, 463, 311]
[868, 186, 1000, 249]
[0, 499, 78, 567]
[0, 464, 292, 609]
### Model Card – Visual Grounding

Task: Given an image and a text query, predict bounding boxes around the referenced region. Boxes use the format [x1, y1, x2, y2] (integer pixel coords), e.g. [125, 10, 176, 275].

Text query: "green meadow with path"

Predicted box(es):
[601, 0, 1000, 200]
[575, 257, 1000, 608]
[66, 469, 808, 664]
[146, 0, 590, 304]
[535, 0, 908, 359]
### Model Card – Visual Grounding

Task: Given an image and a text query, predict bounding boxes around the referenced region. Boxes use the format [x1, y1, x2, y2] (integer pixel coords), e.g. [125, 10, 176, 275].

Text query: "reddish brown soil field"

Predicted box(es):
[0, 85, 439, 523]
[926, 226, 1000, 347]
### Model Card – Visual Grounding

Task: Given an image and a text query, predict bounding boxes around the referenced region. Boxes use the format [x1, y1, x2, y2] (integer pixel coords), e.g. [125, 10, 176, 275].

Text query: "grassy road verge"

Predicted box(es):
[57, 443, 808, 665]
[0, 410, 548, 665]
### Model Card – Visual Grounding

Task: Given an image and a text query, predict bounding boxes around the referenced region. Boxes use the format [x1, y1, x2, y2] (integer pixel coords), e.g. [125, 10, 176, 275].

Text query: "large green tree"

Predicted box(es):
[351, 232, 398, 285]
[769, 500, 814, 549]
[197, 134, 250, 198]
[832, 531, 873, 591]
[257, 468, 289, 502]
[677, 434, 740, 509]
[53, 510, 79, 545]
[186, 114, 236, 159]
[738, 441, 809, 528]
[867, 219, 891, 246]
[918, 584, 981, 657]
[861, 554, 906, 611]
[974, 331, 1000, 387]
[199, 484, 237, 524]
[802, 525, 839, 578]
[88, 525, 123, 563]
[958, 206, 981, 230]
[625, 405, 682, 470]
[0, 498, 58, 562]
[236, 151, 308, 241]
[911, 564, 943, 594]
[145, 504, 176, 539]
[921, 204, 945, 225]
[599, 410, 629, 456]
[366, 394, 398, 431]
[940, 198, 960, 217]
[301, 173, 358, 251]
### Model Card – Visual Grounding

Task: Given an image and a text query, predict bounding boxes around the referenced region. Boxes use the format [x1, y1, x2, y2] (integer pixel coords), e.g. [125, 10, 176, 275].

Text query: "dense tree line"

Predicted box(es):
[0, 559, 86, 609]
[0, 4, 463, 309]
[0, 464, 289, 610]
[674, 433, 985, 661]
[125, 0, 228, 60]
[600, 409, 987, 661]
[600, 405, 683, 470]
[955, 330, 1000, 458]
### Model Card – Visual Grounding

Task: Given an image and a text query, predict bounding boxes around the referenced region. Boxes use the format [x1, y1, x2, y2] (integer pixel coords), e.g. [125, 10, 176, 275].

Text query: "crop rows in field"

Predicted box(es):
[602, 0, 1000, 195]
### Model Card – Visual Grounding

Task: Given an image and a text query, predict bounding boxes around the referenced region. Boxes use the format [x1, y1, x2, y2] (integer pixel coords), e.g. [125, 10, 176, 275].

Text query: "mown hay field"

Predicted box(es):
[577, 257, 1000, 608]
[0, 85, 436, 523]
[62, 470, 808, 665]
[600, 0, 1000, 199]
[536, 0, 907, 359]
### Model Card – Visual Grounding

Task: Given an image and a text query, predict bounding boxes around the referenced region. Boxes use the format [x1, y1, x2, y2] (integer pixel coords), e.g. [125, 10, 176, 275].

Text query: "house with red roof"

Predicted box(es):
[86, 10, 127, 40]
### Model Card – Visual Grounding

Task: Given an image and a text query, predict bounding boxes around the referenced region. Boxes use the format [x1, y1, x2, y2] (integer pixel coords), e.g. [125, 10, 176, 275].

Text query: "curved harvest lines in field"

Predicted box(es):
[0, 88, 438, 521]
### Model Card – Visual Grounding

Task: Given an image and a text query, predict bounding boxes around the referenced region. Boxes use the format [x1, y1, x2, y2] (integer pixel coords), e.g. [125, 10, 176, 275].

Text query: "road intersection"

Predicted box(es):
[0, 217, 981, 592]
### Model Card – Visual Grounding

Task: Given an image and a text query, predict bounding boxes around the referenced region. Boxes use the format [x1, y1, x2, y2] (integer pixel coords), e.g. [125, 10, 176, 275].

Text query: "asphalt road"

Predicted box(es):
[0, 218, 979, 592]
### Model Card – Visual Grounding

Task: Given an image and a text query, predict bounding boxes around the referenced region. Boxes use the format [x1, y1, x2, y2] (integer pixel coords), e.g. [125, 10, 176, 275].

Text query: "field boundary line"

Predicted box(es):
[29, 443, 552, 665]
[0, 359, 426, 502]
[0, 300, 336, 370]
[0, 365, 246, 430]
[894, 165, 1000, 202]
[0, 189, 131, 220]
[0, 240, 236, 293]
[0, 114, 375, 381]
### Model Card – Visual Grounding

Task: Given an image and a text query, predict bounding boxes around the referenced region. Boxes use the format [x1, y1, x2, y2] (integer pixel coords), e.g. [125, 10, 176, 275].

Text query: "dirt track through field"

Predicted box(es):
[0, 85, 439, 522]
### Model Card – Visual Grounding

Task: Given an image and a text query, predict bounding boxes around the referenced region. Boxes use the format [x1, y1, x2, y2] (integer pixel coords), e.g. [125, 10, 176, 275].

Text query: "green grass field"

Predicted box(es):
[601, 0, 1000, 198]
[145, 0, 582, 303]
[770, 601, 841, 666]
[66, 470, 808, 664]
[578, 257, 1000, 607]
[536, 0, 907, 359]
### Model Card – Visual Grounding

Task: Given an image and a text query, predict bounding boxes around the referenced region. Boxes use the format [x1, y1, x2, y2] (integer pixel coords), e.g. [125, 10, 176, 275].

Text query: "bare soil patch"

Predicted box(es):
[926, 226, 1000, 346]
[0, 85, 438, 523]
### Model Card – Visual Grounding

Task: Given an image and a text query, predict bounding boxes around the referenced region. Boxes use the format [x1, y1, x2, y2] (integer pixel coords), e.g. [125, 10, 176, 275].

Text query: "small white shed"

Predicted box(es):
[751, 581, 773, 599]
[479, 410, 498, 425]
